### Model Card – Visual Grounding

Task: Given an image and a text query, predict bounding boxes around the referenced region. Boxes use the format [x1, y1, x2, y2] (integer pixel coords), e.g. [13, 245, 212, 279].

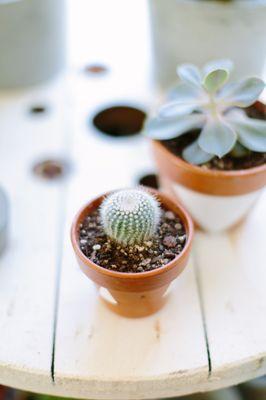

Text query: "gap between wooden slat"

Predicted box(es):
[50, 185, 69, 383]
[193, 243, 212, 377]
[50, 87, 73, 383]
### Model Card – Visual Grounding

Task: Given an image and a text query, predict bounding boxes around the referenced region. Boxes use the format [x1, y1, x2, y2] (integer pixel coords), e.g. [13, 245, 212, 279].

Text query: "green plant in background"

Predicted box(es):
[145, 60, 266, 164]
[100, 189, 161, 246]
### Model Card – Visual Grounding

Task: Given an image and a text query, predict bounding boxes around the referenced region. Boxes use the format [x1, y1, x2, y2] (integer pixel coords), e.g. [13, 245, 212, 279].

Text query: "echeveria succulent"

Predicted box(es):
[145, 60, 266, 164]
[100, 189, 161, 246]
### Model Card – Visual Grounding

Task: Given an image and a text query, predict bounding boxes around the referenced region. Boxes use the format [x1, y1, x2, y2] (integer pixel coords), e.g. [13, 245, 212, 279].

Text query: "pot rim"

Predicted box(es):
[153, 140, 266, 180]
[71, 187, 194, 281]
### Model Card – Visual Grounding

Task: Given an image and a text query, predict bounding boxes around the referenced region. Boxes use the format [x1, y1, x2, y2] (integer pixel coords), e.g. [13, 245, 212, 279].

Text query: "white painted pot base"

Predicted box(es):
[171, 182, 262, 232]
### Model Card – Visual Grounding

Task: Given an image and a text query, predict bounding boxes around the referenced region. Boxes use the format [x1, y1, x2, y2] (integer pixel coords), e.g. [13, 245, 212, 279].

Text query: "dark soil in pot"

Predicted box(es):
[78, 208, 186, 273]
[161, 104, 266, 171]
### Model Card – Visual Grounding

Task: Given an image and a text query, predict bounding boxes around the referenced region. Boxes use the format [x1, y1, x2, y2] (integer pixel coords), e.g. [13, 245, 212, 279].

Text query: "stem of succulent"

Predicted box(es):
[208, 94, 219, 118]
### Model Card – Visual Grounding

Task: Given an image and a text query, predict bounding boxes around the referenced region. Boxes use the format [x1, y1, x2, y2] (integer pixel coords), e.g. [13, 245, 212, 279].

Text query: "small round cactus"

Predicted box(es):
[100, 188, 161, 246]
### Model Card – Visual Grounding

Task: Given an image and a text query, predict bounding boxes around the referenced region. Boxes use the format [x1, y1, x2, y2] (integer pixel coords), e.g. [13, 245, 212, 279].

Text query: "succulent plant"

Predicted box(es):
[145, 60, 266, 164]
[100, 189, 161, 246]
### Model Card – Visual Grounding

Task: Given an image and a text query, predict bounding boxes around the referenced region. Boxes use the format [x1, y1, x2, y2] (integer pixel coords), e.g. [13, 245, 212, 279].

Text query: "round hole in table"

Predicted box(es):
[84, 64, 109, 75]
[32, 159, 70, 180]
[29, 105, 48, 115]
[137, 173, 159, 189]
[92, 106, 146, 138]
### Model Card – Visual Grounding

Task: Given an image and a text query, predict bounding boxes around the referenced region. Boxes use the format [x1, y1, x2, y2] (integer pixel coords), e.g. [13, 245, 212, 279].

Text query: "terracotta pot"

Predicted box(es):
[152, 102, 266, 232]
[71, 189, 194, 318]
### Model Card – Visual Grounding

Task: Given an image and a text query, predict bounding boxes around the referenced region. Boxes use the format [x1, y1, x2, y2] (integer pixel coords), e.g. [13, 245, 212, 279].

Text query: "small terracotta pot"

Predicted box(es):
[71, 189, 194, 318]
[152, 102, 266, 232]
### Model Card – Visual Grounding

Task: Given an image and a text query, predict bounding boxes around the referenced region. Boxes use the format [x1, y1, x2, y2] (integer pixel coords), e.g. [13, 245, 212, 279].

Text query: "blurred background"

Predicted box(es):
[1, 0, 266, 91]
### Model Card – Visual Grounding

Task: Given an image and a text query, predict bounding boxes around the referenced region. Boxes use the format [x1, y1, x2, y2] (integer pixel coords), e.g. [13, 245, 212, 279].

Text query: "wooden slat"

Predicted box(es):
[194, 190, 266, 392]
[0, 81, 69, 393]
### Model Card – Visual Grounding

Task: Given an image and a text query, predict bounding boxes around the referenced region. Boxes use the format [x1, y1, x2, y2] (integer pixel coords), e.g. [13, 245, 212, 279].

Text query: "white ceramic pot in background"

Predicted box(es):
[0, 187, 8, 255]
[149, 0, 266, 90]
[0, 0, 66, 88]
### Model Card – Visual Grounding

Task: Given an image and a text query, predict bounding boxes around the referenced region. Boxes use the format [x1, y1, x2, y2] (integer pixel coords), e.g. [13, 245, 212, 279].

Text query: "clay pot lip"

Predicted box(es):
[153, 100, 266, 179]
[71, 187, 194, 281]
[153, 140, 266, 179]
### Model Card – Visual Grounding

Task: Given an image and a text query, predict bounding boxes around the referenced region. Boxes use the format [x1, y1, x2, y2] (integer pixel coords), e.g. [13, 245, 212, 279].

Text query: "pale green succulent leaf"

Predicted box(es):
[198, 118, 237, 157]
[167, 82, 203, 102]
[218, 78, 265, 107]
[203, 69, 229, 94]
[229, 118, 266, 152]
[144, 114, 205, 140]
[163, 82, 207, 118]
[203, 59, 234, 76]
[159, 101, 199, 119]
[183, 140, 214, 165]
[177, 64, 202, 88]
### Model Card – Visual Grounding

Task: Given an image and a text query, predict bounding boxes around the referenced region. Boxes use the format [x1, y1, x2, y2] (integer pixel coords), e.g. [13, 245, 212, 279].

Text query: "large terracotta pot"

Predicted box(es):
[152, 103, 266, 232]
[71, 189, 194, 318]
[149, 0, 266, 90]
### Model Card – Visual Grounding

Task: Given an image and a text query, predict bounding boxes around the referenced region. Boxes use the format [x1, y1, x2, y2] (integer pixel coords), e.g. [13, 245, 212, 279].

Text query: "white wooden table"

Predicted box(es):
[0, 1, 266, 399]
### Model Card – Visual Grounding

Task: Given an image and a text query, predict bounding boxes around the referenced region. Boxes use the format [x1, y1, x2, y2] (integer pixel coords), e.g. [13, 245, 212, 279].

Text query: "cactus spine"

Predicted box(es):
[100, 189, 161, 246]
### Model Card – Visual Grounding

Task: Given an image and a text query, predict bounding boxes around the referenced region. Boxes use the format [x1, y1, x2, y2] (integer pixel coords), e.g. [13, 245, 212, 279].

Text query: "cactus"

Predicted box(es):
[100, 189, 161, 246]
